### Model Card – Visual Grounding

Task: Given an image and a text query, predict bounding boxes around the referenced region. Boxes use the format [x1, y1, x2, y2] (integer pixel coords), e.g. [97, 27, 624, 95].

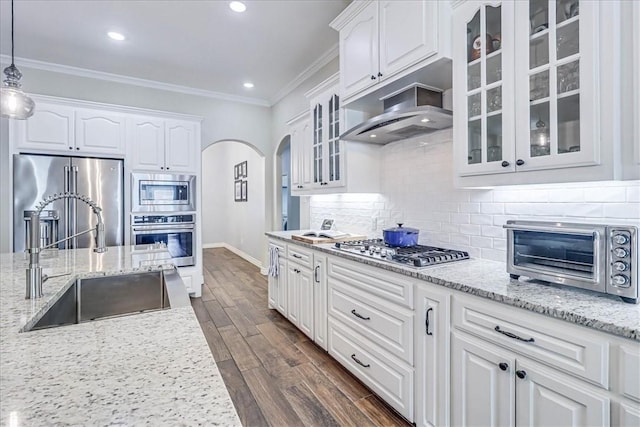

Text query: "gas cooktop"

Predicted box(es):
[334, 238, 469, 268]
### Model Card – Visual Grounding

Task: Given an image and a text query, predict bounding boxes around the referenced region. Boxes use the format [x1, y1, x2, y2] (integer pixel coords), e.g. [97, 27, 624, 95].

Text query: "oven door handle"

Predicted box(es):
[503, 224, 601, 237]
[132, 225, 194, 232]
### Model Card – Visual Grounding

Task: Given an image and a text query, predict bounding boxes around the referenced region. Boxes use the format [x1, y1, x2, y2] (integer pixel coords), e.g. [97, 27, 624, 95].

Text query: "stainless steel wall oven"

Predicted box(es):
[505, 220, 638, 303]
[131, 214, 195, 267]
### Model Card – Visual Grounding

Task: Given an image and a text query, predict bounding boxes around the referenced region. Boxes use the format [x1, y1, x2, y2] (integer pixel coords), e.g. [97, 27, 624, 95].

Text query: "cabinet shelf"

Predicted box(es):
[487, 110, 503, 117]
[557, 15, 579, 30]
[529, 97, 550, 106]
[468, 115, 482, 122]
[468, 57, 481, 67]
[530, 28, 549, 42]
[557, 89, 580, 100]
[486, 48, 502, 59]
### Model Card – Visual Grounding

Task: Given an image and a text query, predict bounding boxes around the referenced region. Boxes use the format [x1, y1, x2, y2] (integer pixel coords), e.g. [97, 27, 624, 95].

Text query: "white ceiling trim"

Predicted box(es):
[0, 54, 271, 107]
[269, 43, 339, 106]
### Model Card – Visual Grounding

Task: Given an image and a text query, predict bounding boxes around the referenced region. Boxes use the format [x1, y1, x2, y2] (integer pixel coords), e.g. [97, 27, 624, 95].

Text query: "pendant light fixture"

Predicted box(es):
[1, 0, 35, 119]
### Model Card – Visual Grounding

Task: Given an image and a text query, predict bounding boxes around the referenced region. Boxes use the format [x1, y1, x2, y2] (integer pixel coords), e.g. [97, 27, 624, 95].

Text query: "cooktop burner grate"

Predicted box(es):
[334, 239, 469, 268]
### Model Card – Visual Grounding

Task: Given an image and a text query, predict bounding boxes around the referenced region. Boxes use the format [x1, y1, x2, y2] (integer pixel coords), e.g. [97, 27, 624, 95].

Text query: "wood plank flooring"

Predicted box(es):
[193, 248, 411, 427]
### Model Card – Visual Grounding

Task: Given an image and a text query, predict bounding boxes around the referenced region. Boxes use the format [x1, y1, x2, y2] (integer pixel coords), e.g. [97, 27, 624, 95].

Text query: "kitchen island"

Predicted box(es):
[0, 246, 240, 426]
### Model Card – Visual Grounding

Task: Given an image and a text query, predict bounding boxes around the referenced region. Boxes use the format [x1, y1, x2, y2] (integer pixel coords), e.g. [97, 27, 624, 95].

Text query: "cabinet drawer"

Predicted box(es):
[328, 318, 414, 420]
[268, 239, 286, 254]
[452, 295, 609, 388]
[287, 245, 313, 269]
[328, 257, 414, 309]
[329, 281, 414, 364]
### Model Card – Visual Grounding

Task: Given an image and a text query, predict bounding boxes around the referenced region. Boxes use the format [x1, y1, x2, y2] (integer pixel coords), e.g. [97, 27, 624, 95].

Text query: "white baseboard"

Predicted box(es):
[203, 242, 266, 274]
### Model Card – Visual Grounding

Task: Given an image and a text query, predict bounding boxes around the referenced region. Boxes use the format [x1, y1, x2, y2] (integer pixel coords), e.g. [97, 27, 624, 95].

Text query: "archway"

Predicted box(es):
[200, 139, 266, 268]
[273, 134, 301, 231]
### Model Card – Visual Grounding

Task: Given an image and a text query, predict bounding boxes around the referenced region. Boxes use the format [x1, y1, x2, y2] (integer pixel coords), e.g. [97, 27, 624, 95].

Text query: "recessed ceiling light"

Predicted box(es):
[229, 1, 246, 13]
[421, 118, 431, 123]
[243, 82, 254, 89]
[107, 31, 125, 41]
[370, 134, 377, 138]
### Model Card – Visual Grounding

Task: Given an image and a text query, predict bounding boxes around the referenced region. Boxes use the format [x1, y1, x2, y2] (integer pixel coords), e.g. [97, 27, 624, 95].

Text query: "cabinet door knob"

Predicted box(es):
[516, 370, 527, 379]
[370, 75, 376, 80]
[377, 72, 383, 77]
[501, 161, 510, 167]
[76, 147, 80, 150]
[160, 166, 164, 170]
[69, 146, 73, 150]
[498, 362, 509, 371]
[166, 167, 170, 170]
[516, 159, 525, 166]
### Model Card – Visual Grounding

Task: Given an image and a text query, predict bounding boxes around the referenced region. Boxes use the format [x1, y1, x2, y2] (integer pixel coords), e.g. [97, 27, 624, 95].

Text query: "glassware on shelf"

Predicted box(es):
[530, 118, 550, 157]
[557, 60, 580, 93]
[488, 86, 502, 113]
[468, 93, 481, 117]
[530, 71, 549, 101]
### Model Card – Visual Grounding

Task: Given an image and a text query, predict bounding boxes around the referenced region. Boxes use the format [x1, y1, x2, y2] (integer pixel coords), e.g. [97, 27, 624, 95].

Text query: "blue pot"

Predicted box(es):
[383, 224, 419, 247]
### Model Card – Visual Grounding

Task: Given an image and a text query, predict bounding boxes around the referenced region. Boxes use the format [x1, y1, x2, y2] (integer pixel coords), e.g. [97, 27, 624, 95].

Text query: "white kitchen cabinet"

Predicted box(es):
[267, 239, 287, 317]
[14, 99, 125, 157]
[74, 108, 126, 156]
[453, 0, 625, 186]
[635, 0, 640, 168]
[414, 284, 450, 427]
[289, 75, 381, 196]
[130, 117, 198, 173]
[287, 113, 312, 192]
[14, 100, 75, 152]
[313, 255, 328, 350]
[452, 331, 610, 427]
[286, 245, 315, 340]
[331, 0, 447, 102]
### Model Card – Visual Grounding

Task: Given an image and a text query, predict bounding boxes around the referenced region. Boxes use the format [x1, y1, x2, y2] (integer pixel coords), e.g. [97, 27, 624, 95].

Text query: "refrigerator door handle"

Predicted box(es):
[63, 165, 71, 249]
[70, 165, 79, 248]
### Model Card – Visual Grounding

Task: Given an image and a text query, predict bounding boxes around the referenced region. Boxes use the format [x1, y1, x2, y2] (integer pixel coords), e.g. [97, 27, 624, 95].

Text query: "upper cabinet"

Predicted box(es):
[14, 98, 126, 157]
[287, 74, 380, 196]
[454, 0, 636, 186]
[129, 116, 199, 173]
[331, 0, 451, 103]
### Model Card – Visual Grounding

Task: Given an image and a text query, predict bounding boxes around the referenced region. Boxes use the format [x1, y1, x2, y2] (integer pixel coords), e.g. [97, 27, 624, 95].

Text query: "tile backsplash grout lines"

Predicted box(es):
[310, 128, 640, 262]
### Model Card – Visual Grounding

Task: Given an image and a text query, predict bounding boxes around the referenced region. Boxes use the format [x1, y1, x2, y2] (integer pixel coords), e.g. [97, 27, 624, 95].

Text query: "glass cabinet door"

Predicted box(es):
[515, 0, 597, 169]
[327, 94, 341, 184]
[312, 103, 323, 185]
[457, 1, 515, 175]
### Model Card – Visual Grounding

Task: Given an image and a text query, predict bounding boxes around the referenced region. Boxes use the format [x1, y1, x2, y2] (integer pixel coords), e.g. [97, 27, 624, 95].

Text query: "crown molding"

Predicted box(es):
[0, 54, 271, 107]
[286, 109, 309, 126]
[330, 0, 372, 30]
[304, 72, 340, 100]
[450, 0, 467, 9]
[269, 43, 339, 106]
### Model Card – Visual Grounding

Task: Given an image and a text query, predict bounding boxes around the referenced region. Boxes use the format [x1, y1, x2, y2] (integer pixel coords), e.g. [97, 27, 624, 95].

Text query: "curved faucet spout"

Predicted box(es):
[26, 192, 108, 299]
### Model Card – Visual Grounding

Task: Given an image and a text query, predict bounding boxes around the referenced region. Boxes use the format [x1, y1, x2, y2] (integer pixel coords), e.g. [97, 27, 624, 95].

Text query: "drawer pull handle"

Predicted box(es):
[351, 309, 370, 321]
[516, 370, 527, 380]
[425, 307, 433, 336]
[314, 265, 320, 283]
[292, 254, 302, 259]
[351, 354, 370, 368]
[494, 326, 535, 343]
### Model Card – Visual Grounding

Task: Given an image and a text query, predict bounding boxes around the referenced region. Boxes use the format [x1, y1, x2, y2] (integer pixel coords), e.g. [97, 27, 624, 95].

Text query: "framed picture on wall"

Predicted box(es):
[234, 180, 242, 201]
[234, 164, 239, 180]
[242, 161, 248, 178]
[241, 180, 248, 201]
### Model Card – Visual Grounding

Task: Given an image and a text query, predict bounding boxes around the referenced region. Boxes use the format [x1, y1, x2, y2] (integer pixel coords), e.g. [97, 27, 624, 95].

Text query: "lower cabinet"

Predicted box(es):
[451, 331, 610, 427]
[267, 240, 287, 317]
[287, 262, 314, 338]
[414, 284, 450, 427]
[313, 255, 328, 350]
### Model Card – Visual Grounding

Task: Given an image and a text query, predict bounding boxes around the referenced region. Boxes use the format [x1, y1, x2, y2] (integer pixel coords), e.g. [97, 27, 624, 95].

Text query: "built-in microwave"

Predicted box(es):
[132, 173, 196, 212]
[504, 220, 638, 303]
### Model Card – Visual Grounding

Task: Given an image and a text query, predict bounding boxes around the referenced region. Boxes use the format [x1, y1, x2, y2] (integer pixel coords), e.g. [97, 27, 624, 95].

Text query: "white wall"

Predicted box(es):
[201, 141, 265, 265]
[0, 118, 9, 252]
[310, 128, 640, 262]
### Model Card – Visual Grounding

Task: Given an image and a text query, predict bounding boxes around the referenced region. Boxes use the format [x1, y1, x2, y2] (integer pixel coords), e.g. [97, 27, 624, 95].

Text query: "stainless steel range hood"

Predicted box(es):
[340, 85, 453, 145]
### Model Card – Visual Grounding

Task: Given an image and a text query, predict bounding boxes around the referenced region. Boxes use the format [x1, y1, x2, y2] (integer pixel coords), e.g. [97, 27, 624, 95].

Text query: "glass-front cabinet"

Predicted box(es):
[454, 0, 599, 177]
[309, 84, 345, 190]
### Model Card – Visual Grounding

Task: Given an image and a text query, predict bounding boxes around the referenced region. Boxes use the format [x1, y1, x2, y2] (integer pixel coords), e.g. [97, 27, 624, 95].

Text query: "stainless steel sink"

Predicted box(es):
[26, 268, 190, 331]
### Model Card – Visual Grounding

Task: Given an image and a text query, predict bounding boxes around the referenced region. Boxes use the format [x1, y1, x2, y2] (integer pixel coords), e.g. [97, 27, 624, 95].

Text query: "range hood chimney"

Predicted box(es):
[340, 85, 453, 145]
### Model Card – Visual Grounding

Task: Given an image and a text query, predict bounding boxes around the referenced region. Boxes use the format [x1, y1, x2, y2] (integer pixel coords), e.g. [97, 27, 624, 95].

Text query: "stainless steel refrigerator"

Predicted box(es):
[13, 154, 124, 252]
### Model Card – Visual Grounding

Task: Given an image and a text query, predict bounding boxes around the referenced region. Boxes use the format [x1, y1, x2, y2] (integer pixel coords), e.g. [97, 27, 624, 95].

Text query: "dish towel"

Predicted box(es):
[268, 245, 279, 278]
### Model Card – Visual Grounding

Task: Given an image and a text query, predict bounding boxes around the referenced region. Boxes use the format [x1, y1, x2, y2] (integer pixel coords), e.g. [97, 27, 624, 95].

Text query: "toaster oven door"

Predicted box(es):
[506, 224, 607, 291]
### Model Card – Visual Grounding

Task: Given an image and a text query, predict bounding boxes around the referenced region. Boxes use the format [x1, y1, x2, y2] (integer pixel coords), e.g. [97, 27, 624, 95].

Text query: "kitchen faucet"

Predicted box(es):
[25, 192, 107, 299]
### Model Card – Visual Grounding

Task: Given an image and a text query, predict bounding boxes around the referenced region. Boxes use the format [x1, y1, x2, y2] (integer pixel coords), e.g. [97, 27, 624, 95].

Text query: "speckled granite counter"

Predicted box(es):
[0, 246, 241, 426]
[267, 231, 640, 342]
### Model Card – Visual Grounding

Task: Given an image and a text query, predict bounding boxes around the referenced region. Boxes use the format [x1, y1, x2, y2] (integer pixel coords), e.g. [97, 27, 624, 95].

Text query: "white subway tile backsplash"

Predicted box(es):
[308, 137, 639, 262]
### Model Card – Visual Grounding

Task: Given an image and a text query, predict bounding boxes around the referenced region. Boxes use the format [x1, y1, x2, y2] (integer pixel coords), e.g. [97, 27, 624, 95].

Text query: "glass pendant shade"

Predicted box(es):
[1, 65, 35, 119]
[1, 0, 35, 120]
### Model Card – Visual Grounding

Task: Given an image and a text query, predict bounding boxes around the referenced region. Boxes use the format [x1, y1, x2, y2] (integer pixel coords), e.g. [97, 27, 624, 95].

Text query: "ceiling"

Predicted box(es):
[0, 0, 350, 106]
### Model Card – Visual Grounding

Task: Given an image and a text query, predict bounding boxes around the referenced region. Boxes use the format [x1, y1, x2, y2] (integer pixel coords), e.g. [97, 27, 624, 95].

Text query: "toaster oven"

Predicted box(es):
[504, 220, 638, 303]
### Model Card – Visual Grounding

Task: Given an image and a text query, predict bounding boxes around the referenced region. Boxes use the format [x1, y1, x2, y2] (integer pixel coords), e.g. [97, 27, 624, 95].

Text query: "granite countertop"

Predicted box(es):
[0, 246, 241, 426]
[268, 231, 640, 342]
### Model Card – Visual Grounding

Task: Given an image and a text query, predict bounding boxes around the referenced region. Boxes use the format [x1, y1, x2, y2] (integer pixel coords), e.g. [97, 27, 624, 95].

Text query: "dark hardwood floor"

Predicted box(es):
[192, 248, 411, 427]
